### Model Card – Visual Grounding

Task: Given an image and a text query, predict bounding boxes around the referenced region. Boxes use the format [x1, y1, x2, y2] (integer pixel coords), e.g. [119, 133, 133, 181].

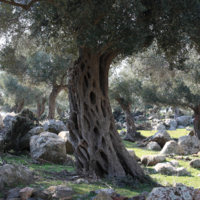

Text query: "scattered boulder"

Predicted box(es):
[0, 163, 33, 187]
[115, 123, 122, 130]
[153, 123, 166, 131]
[43, 119, 68, 134]
[30, 132, 67, 164]
[154, 162, 190, 176]
[189, 159, 200, 168]
[58, 131, 74, 154]
[45, 185, 74, 199]
[186, 126, 193, 131]
[6, 187, 21, 199]
[151, 130, 171, 147]
[169, 160, 179, 167]
[147, 186, 197, 200]
[177, 125, 185, 129]
[128, 150, 140, 161]
[160, 140, 184, 155]
[176, 116, 192, 126]
[2, 112, 16, 129]
[20, 126, 45, 149]
[119, 130, 126, 136]
[164, 119, 177, 130]
[4, 114, 36, 150]
[74, 178, 89, 184]
[94, 188, 117, 198]
[141, 155, 166, 166]
[19, 187, 34, 200]
[178, 135, 200, 154]
[93, 192, 112, 200]
[188, 130, 195, 136]
[136, 122, 152, 130]
[147, 141, 161, 151]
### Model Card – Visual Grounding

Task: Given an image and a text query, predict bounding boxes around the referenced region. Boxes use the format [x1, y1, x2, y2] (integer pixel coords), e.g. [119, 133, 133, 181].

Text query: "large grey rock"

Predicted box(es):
[2, 112, 16, 129]
[141, 155, 166, 166]
[189, 159, 200, 168]
[58, 131, 73, 154]
[176, 116, 192, 126]
[20, 126, 44, 149]
[0, 164, 33, 187]
[160, 140, 184, 155]
[45, 185, 74, 199]
[178, 135, 200, 154]
[7, 187, 21, 199]
[43, 120, 67, 134]
[30, 132, 67, 164]
[165, 119, 177, 130]
[147, 141, 161, 151]
[151, 130, 171, 147]
[147, 186, 197, 200]
[128, 150, 140, 161]
[115, 123, 122, 130]
[154, 162, 190, 176]
[154, 123, 166, 131]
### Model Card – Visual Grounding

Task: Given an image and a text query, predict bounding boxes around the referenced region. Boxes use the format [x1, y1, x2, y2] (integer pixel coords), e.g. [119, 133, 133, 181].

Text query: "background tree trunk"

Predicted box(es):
[193, 105, 200, 139]
[12, 100, 25, 113]
[174, 107, 180, 120]
[36, 97, 47, 118]
[116, 99, 137, 142]
[67, 48, 148, 180]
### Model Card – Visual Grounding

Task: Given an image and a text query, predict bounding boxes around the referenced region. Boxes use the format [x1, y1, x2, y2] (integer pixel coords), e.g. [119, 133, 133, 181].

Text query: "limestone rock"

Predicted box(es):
[43, 119, 67, 134]
[151, 130, 171, 147]
[93, 192, 112, 200]
[19, 187, 34, 200]
[165, 119, 177, 130]
[0, 164, 33, 187]
[128, 150, 140, 161]
[178, 135, 200, 154]
[177, 125, 185, 129]
[119, 130, 126, 136]
[189, 159, 200, 168]
[30, 132, 67, 164]
[188, 130, 195, 136]
[160, 140, 184, 155]
[177, 116, 192, 126]
[74, 178, 89, 184]
[154, 123, 166, 131]
[20, 126, 44, 149]
[2, 112, 16, 129]
[169, 160, 179, 167]
[147, 186, 196, 200]
[115, 123, 122, 130]
[7, 188, 21, 200]
[147, 141, 161, 151]
[154, 162, 190, 176]
[94, 188, 116, 197]
[141, 155, 166, 166]
[58, 131, 73, 154]
[45, 185, 74, 199]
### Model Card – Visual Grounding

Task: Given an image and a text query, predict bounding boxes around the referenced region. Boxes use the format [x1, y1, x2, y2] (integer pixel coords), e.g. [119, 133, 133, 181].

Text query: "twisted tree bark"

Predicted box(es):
[193, 105, 200, 139]
[36, 97, 47, 118]
[67, 48, 147, 180]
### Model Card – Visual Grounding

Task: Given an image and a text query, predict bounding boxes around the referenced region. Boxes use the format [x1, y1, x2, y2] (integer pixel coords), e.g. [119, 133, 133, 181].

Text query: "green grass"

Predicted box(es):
[1, 128, 198, 199]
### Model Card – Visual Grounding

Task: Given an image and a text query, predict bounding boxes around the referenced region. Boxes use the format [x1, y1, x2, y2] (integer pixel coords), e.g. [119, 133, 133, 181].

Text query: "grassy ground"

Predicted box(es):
[1, 128, 198, 199]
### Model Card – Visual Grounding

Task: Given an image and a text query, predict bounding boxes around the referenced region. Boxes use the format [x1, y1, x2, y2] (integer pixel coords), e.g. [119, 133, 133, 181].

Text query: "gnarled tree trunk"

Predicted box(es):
[12, 100, 25, 113]
[174, 107, 180, 120]
[36, 97, 47, 118]
[116, 99, 137, 142]
[67, 48, 147, 180]
[193, 105, 200, 139]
